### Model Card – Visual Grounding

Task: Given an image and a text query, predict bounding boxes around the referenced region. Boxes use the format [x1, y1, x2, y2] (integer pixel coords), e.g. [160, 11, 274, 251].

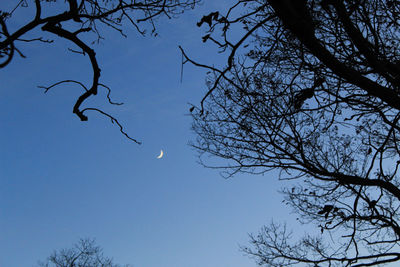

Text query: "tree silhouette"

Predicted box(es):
[0, 0, 198, 143]
[38, 238, 128, 267]
[182, 0, 400, 266]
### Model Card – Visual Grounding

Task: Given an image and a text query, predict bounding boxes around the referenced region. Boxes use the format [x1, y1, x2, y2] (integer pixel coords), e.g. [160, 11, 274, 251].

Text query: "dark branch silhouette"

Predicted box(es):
[1, 0, 198, 143]
[184, 0, 400, 266]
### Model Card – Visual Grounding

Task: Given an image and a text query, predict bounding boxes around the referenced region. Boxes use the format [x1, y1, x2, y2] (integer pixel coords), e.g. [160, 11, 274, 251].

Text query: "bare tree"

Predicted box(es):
[0, 0, 198, 143]
[182, 0, 400, 266]
[38, 238, 129, 267]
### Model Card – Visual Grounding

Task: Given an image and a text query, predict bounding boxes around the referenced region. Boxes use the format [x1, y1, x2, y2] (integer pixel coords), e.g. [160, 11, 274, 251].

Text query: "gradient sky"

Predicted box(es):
[0, 1, 303, 267]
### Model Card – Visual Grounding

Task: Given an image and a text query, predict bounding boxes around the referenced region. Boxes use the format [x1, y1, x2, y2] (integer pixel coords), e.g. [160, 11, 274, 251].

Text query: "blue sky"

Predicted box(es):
[0, 1, 298, 267]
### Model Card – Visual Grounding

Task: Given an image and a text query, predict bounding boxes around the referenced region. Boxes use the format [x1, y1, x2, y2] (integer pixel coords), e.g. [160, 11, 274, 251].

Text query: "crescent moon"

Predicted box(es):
[157, 150, 164, 159]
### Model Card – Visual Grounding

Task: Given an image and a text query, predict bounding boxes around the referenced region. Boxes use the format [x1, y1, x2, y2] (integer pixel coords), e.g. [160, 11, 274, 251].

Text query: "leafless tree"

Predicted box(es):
[182, 0, 400, 266]
[38, 238, 129, 267]
[0, 0, 198, 143]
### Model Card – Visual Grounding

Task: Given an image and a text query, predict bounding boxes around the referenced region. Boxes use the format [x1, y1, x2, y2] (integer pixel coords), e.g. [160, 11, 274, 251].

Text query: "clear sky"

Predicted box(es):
[0, 1, 298, 267]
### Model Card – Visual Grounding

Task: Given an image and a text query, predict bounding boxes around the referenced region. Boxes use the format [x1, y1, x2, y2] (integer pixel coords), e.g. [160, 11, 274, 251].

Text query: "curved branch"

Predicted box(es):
[82, 108, 141, 144]
[42, 22, 100, 121]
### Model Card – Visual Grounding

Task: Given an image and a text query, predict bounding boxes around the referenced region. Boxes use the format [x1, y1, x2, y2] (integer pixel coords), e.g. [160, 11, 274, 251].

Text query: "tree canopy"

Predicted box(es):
[185, 0, 400, 266]
[38, 238, 127, 267]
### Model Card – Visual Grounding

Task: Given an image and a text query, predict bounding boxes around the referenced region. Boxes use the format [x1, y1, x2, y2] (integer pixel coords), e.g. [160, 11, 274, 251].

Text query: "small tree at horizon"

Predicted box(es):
[38, 238, 129, 267]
